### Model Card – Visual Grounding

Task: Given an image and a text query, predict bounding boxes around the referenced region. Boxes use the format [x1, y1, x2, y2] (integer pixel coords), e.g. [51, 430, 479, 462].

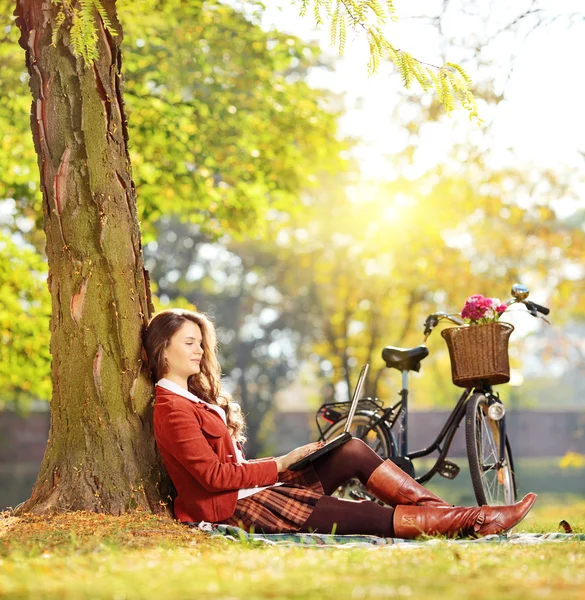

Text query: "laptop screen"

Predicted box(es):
[344, 364, 369, 433]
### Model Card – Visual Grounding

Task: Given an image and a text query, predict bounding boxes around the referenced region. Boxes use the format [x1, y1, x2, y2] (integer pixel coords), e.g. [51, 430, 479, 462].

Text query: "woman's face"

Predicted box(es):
[163, 321, 204, 380]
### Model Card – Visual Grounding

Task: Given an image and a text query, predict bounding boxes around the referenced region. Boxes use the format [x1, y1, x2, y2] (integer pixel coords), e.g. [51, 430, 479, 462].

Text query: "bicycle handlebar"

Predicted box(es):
[423, 284, 551, 339]
[423, 312, 464, 337]
[527, 301, 550, 316]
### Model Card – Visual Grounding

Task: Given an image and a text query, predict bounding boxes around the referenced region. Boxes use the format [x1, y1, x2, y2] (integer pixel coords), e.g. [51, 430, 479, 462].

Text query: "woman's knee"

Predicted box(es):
[345, 437, 372, 454]
[337, 438, 384, 479]
[339, 438, 380, 463]
[312, 437, 384, 493]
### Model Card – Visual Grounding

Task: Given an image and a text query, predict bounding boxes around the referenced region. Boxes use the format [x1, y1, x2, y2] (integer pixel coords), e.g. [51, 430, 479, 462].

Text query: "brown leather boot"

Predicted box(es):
[365, 459, 450, 507]
[393, 492, 537, 539]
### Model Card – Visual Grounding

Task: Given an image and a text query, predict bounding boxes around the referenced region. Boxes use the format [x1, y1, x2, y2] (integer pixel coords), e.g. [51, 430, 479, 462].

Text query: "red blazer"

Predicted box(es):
[153, 386, 279, 523]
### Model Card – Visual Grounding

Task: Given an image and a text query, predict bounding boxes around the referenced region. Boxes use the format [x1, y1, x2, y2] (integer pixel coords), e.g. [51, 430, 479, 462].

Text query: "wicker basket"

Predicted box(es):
[441, 321, 514, 388]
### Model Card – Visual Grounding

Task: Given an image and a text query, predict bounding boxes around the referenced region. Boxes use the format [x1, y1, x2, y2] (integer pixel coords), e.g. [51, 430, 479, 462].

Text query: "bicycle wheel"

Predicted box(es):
[323, 413, 396, 501]
[465, 392, 517, 506]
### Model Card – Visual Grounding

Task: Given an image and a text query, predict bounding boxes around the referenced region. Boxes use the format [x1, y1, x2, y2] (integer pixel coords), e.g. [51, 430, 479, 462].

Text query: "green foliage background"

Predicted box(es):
[0, 0, 347, 407]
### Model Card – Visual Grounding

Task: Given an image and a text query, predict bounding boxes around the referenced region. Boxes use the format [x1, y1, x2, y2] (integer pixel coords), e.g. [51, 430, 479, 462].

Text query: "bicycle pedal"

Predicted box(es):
[438, 460, 460, 480]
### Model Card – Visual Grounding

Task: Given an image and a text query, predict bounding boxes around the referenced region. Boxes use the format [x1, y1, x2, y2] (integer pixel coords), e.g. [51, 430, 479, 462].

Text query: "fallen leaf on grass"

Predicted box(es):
[0, 516, 20, 539]
[559, 520, 573, 533]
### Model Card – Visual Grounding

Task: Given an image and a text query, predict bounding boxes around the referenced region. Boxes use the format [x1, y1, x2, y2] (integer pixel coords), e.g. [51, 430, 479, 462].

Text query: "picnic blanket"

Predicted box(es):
[193, 522, 585, 548]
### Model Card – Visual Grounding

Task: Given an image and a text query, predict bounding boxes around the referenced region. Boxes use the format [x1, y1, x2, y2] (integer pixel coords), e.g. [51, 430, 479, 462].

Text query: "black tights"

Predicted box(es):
[298, 438, 396, 537]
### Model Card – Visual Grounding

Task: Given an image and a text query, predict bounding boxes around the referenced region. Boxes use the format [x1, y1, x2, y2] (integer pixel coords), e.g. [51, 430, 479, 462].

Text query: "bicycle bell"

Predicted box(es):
[511, 283, 529, 300]
[488, 402, 506, 421]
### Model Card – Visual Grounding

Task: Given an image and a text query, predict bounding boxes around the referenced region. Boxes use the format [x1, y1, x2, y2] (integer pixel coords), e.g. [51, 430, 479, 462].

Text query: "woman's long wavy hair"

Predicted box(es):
[142, 308, 246, 444]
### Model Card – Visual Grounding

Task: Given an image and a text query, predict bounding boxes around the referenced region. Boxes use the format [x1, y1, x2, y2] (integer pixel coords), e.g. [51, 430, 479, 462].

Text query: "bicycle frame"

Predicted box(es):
[373, 372, 477, 485]
[387, 374, 507, 484]
[317, 373, 507, 485]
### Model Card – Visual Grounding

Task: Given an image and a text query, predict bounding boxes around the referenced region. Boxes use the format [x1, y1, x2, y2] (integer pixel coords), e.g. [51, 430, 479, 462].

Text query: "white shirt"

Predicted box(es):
[155, 378, 281, 499]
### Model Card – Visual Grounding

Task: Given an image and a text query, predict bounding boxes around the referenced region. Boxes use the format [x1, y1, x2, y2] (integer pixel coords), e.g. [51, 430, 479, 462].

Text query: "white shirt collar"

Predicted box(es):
[156, 378, 204, 403]
[156, 378, 227, 423]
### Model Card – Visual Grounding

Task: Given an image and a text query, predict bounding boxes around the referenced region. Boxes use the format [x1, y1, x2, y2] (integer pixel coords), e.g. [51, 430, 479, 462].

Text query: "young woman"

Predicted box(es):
[143, 308, 537, 539]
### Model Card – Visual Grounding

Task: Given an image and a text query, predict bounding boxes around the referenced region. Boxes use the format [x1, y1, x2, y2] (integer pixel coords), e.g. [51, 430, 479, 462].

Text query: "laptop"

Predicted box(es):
[289, 364, 369, 471]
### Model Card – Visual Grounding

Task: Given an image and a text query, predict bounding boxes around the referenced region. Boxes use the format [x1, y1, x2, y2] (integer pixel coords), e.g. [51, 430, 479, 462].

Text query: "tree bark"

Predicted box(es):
[14, 0, 172, 515]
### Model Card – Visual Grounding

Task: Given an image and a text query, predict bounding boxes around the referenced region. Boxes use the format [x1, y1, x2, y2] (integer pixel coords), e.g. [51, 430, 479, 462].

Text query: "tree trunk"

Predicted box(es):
[14, 0, 172, 515]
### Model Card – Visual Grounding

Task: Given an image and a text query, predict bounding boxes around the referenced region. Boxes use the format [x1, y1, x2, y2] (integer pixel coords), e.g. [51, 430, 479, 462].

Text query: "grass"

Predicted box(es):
[1, 503, 585, 600]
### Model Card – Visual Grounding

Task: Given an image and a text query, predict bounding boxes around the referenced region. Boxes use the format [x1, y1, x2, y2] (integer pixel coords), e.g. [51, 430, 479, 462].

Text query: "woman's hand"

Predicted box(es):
[275, 441, 325, 472]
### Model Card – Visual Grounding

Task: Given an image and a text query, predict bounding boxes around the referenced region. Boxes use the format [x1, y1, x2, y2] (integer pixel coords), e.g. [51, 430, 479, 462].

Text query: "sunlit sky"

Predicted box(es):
[263, 1, 585, 186]
[261, 1, 584, 383]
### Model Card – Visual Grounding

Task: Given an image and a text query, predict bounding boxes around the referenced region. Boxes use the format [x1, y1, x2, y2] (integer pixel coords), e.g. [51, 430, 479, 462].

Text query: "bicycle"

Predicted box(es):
[315, 284, 551, 506]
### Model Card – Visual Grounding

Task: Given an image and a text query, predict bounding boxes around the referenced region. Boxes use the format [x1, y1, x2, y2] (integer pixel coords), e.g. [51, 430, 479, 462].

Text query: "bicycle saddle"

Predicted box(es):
[382, 345, 429, 372]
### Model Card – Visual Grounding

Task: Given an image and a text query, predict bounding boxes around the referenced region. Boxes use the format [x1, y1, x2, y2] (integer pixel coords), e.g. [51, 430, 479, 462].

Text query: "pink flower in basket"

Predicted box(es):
[461, 294, 507, 324]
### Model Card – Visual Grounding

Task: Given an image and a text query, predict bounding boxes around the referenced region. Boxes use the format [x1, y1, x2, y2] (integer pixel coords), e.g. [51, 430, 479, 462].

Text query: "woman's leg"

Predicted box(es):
[311, 438, 383, 494]
[311, 438, 448, 507]
[299, 492, 538, 539]
[298, 495, 395, 537]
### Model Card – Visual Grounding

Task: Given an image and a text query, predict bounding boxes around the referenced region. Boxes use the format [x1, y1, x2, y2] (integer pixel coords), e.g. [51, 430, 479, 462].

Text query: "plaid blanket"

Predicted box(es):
[193, 522, 585, 548]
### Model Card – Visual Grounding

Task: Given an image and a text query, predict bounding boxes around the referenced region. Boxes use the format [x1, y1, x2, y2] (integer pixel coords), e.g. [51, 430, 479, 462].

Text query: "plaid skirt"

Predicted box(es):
[220, 465, 325, 533]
